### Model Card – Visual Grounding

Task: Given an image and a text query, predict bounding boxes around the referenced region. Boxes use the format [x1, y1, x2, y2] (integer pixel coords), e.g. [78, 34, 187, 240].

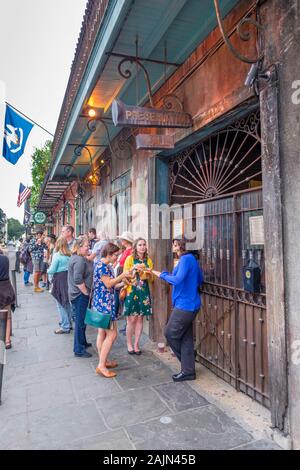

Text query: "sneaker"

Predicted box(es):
[24, 282, 33, 286]
[75, 352, 92, 358]
[34, 287, 44, 293]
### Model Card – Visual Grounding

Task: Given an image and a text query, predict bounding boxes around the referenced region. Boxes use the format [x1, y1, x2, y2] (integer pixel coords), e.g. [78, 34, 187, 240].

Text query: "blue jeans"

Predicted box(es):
[72, 294, 89, 355]
[24, 270, 31, 284]
[56, 301, 72, 332]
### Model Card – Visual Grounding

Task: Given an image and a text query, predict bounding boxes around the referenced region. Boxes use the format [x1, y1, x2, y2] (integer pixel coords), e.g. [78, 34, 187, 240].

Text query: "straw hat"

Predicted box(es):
[117, 231, 134, 244]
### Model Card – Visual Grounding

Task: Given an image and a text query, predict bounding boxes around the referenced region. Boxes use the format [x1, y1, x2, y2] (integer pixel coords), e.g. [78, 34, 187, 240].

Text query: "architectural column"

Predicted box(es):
[259, 0, 300, 448]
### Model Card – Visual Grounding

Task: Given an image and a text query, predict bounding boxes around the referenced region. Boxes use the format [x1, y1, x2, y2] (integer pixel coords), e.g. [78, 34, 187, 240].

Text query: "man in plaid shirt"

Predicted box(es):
[29, 231, 48, 293]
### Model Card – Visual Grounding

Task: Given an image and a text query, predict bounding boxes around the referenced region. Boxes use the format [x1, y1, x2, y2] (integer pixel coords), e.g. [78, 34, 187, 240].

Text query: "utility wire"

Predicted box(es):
[5, 101, 54, 137]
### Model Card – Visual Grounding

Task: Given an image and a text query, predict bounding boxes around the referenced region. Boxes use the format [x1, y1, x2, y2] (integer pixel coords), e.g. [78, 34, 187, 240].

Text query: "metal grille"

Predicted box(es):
[169, 112, 269, 407]
[169, 111, 261, 204]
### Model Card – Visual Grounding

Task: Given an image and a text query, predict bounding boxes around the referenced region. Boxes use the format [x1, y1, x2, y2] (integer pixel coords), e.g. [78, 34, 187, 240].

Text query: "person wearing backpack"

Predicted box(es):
[20, 237, 33, 286]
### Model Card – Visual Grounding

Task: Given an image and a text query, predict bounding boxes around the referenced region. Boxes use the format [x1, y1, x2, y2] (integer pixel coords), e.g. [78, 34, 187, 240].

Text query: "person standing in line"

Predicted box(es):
[93, 243, 132, 378]
[61, 225, 76, 251]
[151, 239, 204, 382]
[90, 231, 110, 263]
[15, 237, 23, 273]
[68, 236, 94, 358]
[41, 236, 50, 288]
[0, 250, 16, 349]
[61, 225, 77, 320]
[123, 238, 154, 355]
[29, 231, 48, 293]
[20, 236, 33, 286]
[48, 237, 72, 334]
[115, 231, 134, 330]
[48, 234, 57, 264]
[88, 228, 98, 250]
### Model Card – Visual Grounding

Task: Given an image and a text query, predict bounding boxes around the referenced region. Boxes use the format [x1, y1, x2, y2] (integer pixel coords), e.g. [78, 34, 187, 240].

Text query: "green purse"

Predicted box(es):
[85, 306, 111, 329]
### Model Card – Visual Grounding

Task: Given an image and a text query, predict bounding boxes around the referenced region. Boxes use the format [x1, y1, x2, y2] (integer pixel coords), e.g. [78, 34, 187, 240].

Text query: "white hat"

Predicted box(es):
[117, 231, 134, 244]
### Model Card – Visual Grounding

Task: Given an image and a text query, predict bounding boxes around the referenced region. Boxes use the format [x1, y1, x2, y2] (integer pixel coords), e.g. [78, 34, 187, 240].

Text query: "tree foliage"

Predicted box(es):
[30, 140, 52, 209]
[0, 208, 7, 241]
[0, 208, 6, 228]
[7, 218, 25, 240]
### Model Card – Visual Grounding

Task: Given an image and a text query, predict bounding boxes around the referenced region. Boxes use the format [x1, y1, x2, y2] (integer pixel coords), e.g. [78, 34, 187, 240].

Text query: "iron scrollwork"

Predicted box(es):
[213, 0, 264, 64]
[118, 57, 154, 107]
[87, 118, 132, 161]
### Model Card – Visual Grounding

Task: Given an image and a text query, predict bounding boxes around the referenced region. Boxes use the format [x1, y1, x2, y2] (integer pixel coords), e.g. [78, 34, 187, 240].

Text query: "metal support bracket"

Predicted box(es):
[213, 0, 264, 64]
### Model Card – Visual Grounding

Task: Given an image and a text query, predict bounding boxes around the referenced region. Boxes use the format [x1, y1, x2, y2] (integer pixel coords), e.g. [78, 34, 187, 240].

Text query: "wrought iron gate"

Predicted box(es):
[169, 111, 269, 407]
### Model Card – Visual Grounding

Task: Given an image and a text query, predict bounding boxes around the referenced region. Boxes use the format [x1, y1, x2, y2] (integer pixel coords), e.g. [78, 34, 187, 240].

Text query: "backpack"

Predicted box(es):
[20, 246, 30, 265]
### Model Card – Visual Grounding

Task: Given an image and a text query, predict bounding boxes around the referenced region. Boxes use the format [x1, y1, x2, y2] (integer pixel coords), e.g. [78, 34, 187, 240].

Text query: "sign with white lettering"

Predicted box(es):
[135, 134, 175, 150]
[112, 99, 192, 128]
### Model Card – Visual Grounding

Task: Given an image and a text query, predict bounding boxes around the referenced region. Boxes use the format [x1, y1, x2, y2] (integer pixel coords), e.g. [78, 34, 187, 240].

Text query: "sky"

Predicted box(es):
[0, 0, 87, 222]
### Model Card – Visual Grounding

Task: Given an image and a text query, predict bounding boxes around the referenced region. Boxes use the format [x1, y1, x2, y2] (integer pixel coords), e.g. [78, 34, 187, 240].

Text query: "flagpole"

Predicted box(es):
[5, 101, 54, 137]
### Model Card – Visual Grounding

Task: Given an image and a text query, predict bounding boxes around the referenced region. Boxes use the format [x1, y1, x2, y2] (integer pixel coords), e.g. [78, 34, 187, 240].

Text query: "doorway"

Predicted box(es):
[169, 110, 269, 407]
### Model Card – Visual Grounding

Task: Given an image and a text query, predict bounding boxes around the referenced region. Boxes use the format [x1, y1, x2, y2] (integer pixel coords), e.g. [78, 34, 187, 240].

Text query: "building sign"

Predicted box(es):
[173, 219, 184, 239]
[135, 133, 175, 150]
[112, 99, 192, 128]
[33, 211, 47, 225]
[249, 215, 264, 245]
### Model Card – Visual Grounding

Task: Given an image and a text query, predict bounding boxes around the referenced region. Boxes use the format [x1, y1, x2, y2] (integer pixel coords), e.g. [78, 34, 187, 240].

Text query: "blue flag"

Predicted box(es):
[2, 104, 33, 165]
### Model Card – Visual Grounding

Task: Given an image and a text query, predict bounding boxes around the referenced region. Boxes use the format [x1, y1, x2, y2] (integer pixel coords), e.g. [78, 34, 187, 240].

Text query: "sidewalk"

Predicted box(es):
[0, 274, 281, 450]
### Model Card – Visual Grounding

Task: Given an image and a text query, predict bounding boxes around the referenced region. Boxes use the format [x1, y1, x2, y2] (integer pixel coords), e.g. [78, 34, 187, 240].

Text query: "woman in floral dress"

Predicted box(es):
[123, 238, 154, 355]
[93, 243, 132, 378]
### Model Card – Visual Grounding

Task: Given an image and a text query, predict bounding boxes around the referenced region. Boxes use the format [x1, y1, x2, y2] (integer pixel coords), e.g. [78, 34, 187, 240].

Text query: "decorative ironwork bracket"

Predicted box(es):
[114, 51, 187, 113]
[87, 118, 133, 161]
[118, 56, 154, 107]
[213, 0, 264, 64]
[65, 144, 108, 185]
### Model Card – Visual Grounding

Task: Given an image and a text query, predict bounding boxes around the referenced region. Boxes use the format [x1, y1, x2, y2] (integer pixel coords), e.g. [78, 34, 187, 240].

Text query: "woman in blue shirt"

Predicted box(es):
[48, 237, 72, 334]
[151, 239, 204, 382]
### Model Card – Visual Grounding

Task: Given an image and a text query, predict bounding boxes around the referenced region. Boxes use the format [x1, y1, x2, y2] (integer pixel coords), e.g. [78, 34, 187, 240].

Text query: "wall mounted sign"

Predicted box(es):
[112, 99, 192, 128]
[33, 211, 47, 225]
[249, 215, 264, 245]
[135, 134, 175, 150]
[172, 219, 184, 239]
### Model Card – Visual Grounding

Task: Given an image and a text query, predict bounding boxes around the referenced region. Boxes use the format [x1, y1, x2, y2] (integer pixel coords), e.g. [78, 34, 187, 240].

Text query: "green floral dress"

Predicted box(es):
[123, 257, 153, 317]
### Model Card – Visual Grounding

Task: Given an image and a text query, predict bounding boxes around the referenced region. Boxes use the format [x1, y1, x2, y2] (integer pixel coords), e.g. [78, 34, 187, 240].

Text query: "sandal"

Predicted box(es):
[95, 367, 117, 378]
[5, 341, 12, 350]
[106, 360, 118, 369]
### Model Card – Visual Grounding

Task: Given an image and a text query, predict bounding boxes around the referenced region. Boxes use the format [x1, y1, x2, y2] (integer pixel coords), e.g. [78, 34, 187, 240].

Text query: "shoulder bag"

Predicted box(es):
[84, 289, 111, 330]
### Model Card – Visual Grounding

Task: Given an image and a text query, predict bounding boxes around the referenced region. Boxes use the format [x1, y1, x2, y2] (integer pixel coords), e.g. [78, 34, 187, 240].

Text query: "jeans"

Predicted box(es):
[71, 302, 76, 322]
[56, 300, 72, 332]
[24, 270, 31, 284]
[72, 294, 89, 355]
[165, 308, 198, 375]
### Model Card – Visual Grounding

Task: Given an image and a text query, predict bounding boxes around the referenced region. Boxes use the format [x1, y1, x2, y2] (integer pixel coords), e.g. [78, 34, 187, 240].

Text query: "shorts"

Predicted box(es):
[41, 262, 49, 274]
[33, 259, 44, 273]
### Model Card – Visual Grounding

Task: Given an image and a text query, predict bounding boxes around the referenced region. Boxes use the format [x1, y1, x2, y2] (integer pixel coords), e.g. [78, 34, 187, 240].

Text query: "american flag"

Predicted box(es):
[17, 183, 31, 207]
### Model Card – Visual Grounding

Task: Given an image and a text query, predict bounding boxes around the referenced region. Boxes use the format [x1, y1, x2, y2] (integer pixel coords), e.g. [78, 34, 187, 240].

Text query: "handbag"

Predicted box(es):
[85, 307, 111, 329]
[119, 286, 127, 301]
[84, 289, 111, 329]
